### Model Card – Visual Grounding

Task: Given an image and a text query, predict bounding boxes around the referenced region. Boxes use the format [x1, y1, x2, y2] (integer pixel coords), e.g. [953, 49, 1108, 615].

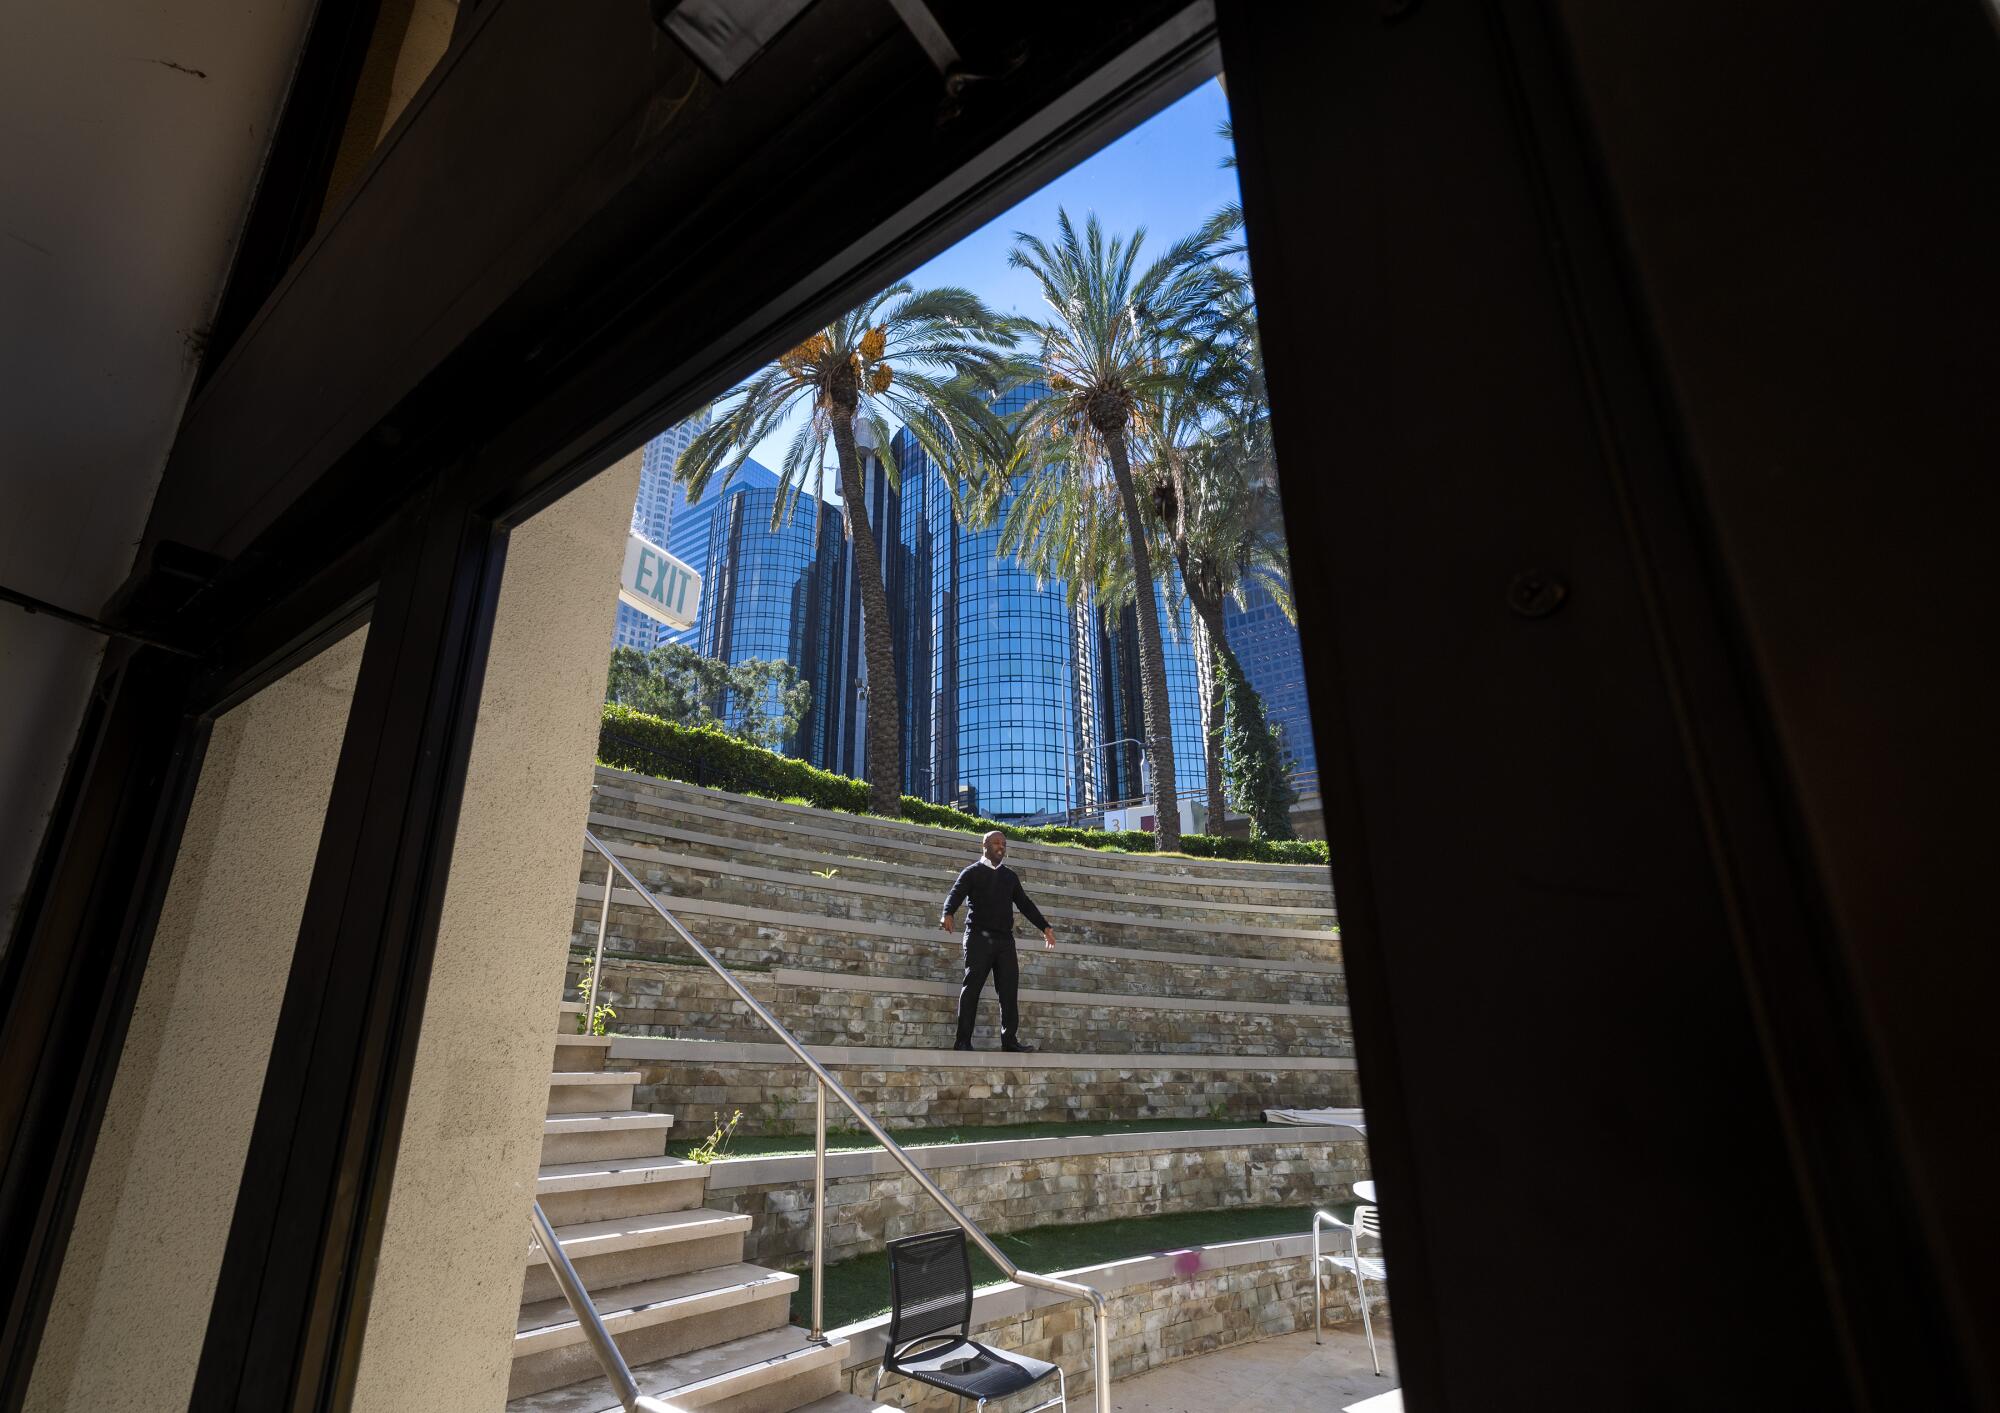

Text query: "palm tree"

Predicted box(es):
[677, 284, 1013, 815]
[1000, 209, 1237, 850]
[1143, 366, 1298, 838]
[1123, 263, 1296, 831]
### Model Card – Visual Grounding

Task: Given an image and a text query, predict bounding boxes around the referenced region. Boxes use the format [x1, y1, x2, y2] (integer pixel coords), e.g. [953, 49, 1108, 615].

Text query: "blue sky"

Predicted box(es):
[744, 78, 1239, 484]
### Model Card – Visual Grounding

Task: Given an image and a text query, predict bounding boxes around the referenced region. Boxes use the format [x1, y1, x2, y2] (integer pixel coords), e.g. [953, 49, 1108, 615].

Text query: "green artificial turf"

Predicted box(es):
[665, 1116, 1269, 1162]
[788, 1203, 1352, 1330]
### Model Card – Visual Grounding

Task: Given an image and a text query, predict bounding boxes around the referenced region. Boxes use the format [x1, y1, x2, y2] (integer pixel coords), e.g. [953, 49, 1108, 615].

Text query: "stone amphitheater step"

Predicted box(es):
[535, 783, 1346, 1412]
[527, 995, 840, 1413]
[507, 1326, 851, 1413]
[523, 1207, 755, 1304]
[579, 853, 1337, 965]
[553, 1033, 616, 1071]
[577, 958, 1352, 1058]
[703, 1123, 1371, 1269]
[574, 891, 1345, 1008]
[536, 1154, 708, 1225]
[549, 1069, 643, 1114]
[510, 1263, 799, 1399]
[542, 1108, 678, 1165]
[594, 769, 1332, 890]
[614, 1038, 1361, 1136]
[586, 806, 1335, 931]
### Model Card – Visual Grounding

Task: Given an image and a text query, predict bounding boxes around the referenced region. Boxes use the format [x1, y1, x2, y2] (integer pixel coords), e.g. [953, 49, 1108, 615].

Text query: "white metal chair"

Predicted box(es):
[1313, 1203, 1388, 1375]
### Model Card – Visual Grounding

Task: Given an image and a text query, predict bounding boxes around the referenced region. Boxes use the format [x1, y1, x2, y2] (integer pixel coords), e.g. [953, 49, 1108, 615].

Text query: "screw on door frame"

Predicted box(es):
[1507, 569, 1568, 619]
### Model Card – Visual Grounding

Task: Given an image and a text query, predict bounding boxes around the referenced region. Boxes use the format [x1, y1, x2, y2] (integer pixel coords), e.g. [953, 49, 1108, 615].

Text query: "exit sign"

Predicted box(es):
[618, 532, 701, 630]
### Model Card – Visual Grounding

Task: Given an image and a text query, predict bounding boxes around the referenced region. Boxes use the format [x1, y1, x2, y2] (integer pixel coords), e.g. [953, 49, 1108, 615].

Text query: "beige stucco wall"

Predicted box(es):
[348, 450, 641, 1410]
[323, 0, 459, 214]
[25, 627, 368, 1412]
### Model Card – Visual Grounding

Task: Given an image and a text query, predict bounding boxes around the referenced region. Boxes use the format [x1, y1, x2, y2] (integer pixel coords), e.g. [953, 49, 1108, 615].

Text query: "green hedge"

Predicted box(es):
[598, 705, 1328, 866]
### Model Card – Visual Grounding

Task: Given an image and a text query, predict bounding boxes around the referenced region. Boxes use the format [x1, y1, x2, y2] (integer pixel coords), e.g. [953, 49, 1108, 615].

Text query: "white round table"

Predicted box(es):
[1353, 1179, 1377, 1203]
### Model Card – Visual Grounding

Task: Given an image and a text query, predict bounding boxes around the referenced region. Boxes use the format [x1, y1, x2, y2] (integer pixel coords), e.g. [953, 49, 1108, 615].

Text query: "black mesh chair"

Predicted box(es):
[872, 1229, 1067, 1411]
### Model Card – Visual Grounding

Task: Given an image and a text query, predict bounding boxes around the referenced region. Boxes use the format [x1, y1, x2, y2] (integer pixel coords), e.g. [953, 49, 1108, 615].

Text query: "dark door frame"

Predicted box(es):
[1222, 2, 1990, 1409]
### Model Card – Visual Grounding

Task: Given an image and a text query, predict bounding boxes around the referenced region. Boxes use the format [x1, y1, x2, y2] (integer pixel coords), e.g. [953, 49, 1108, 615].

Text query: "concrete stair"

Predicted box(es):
[577, 955, 1354, 1057]
[533, 770, 1356, 1408]
[579, 888, 1346, 1008]
[510, 1002, 844, 1411]
[616, 1037, 1360, 1135]
[510, 1327, 863, 1413]
[583, 838, 1336, 964]
[593, 769, 1332, 890]
[587, 806, 1335, 930]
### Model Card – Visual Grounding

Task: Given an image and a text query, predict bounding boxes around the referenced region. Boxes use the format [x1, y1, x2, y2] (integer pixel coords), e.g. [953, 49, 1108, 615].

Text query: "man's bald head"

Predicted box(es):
[982, 830, 1007, 863]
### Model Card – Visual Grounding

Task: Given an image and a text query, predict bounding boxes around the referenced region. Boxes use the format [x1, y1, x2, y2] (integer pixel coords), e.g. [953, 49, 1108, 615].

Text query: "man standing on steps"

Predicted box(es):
[939, 830, 1057, 1052]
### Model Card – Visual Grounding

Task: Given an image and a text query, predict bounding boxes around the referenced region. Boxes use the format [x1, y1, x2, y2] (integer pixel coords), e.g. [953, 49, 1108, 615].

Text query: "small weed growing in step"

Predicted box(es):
[573, 961, 616, 1037]
[690, 1110, 743, 1164]
[753, 1096, 789, 1134]
[1207, 1100, 1231, 1121]
[812, 867, 840, 879]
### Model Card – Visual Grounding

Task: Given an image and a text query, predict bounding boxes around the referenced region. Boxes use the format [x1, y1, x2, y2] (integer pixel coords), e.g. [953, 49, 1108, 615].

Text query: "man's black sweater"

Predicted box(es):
[941, 861, 1050, 937]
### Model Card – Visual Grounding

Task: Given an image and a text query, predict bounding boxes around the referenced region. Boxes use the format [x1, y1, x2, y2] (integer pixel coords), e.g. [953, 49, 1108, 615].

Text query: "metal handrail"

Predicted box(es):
[583, 826, 1117, 1413]
[529, 1199, 677, 1412]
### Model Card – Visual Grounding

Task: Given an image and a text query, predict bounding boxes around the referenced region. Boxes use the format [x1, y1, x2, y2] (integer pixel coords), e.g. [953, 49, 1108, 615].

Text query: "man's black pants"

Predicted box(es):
[955, 928, 1020, 1047]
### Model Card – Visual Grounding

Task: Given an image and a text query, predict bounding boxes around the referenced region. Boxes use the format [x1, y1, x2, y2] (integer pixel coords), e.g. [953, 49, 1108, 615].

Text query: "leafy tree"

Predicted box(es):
[725, 656, 812, 753]
[606, 643, 810, 755]
[607, 643, 730, 725]
[676, 284, 1013, 814]
[996, 210, 1237, 850]
[1217, 648, 1297, 840]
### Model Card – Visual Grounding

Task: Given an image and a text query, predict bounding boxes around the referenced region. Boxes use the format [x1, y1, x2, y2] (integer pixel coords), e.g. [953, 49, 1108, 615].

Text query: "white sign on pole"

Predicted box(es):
[617, 532, 701, 630]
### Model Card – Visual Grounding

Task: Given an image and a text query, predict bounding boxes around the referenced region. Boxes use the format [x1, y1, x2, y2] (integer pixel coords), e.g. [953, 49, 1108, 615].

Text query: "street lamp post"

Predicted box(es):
[1095, 737, 1148, 822]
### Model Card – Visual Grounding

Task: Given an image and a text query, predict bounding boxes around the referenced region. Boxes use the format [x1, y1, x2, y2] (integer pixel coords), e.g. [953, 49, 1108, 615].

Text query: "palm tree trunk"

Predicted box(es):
[829, 414, 903, 817]
[1104, 429, 1181, 851]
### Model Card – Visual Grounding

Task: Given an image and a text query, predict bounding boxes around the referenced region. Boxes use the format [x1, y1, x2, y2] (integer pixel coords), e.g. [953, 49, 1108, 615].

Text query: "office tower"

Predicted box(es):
[890, 385, 1104, 822]
[657, 456, 781, 649]
[889, 382, 1218, 822]
[1092, 572, 1209, 807]
[633, 413, 707, 545]
[610, 600, 661, 653]
[697, 484, 852, 767]
[1224, 582, 1316, 785]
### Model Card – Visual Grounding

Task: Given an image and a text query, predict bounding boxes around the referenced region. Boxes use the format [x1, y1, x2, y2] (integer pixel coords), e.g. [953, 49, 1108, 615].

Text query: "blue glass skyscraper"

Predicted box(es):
[698, 484, 854, 769]
[1225, 582, 1315, 784]
[1093, 572, 1208, 807]
[888, 383, 1212, 822]
[659, 457, 781, 649]
[890, 404, 1093, 820]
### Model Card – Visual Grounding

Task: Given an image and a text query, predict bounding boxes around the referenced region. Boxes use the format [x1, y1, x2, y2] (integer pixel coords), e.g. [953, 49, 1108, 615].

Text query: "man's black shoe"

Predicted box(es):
[952, 1042, 973, 1051]
[1001, 1040, 1038, 1054]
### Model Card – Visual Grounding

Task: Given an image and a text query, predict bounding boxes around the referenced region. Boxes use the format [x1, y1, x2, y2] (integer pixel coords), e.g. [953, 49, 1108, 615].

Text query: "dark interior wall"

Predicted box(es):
[1221, 0, 1996, 1408]
[1552, 2, 2000, 1400]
